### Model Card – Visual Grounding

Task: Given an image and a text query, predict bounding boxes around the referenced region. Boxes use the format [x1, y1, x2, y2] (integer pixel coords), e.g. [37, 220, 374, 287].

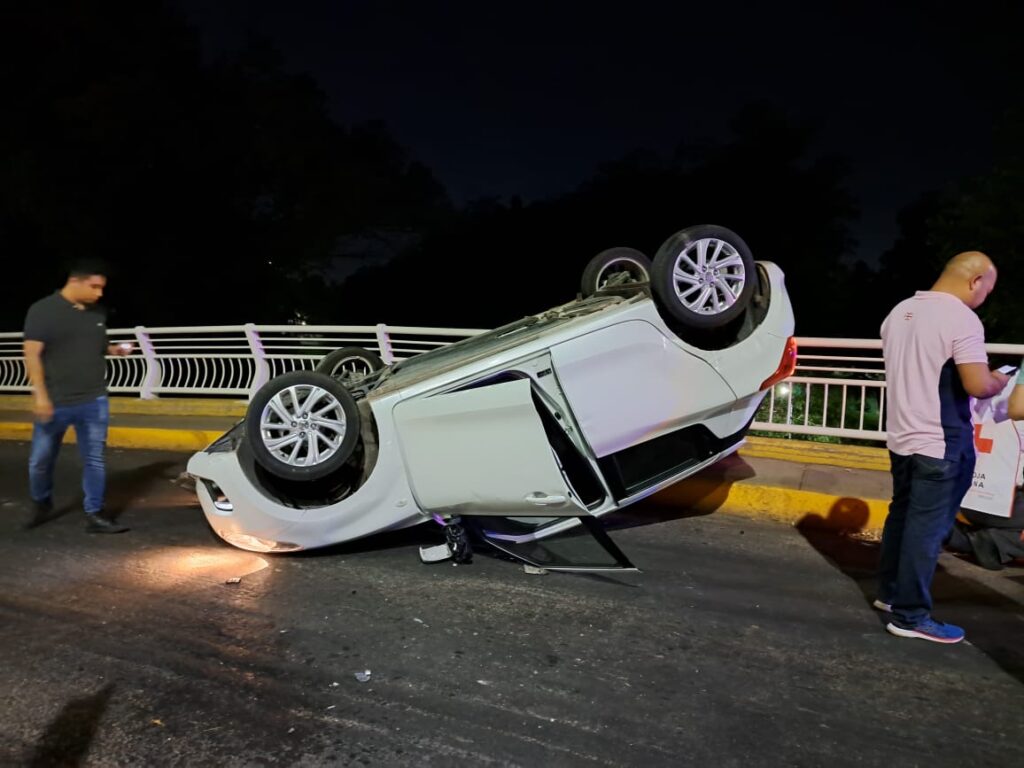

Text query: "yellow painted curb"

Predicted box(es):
[653, 475, 890, 531]
[718, 484, 890, 530]
[0, 422, 223, 452]
[0, 395, 247, 417]
[741, 435, 891, 473]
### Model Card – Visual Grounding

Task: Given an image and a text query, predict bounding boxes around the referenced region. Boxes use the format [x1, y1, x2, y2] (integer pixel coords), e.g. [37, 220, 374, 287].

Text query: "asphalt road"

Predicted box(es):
[0, 442, 1022, 767]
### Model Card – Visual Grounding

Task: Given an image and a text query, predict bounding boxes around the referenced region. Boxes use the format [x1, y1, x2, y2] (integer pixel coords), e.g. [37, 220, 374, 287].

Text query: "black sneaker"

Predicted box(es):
[25, 498, 54, 530]
[85, 514, 129, 534]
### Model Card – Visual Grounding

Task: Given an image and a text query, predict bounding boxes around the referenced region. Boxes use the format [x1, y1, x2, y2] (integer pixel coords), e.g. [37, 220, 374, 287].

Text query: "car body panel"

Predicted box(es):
[550, 319, 737, 458]
[706, 261, 795, 398]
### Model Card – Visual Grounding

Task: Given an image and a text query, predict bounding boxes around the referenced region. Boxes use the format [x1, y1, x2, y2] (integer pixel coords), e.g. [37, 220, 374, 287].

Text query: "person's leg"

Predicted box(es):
[71, 397, 127, 533]
[945, 521, 973, 554]
[877, 451, 912, 605]
[70, 396, 109, 515]
[28, 408, 70, 506]
[891, 454, 965, 625]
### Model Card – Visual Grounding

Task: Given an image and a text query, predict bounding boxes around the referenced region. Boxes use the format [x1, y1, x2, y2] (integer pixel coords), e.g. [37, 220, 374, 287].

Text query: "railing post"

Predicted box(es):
[245, 323, 270, 399]
[134, 326, 161, 399]
[375, 323, 395, 364]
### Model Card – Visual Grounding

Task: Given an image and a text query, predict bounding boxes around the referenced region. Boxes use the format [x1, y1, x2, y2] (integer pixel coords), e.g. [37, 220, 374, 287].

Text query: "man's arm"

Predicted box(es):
[23, 340, 53, 422]
[1009, 383, 1024, 420]
[1009, 365, 1024, 420]
[956, 362, 1011, 399]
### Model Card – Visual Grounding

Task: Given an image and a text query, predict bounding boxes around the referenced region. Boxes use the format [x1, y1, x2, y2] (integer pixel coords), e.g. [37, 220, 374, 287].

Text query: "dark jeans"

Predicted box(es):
[878, 450, 975, 625]
[28, 395, 109, 515]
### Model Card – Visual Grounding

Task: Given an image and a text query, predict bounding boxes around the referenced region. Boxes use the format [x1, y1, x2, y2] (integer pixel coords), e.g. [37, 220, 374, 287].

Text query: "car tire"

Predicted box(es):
[580, 247, 651, 297]
[245, 371, 361, 482]
[651, 225, 756, 329]
[315, 346, 385, 383]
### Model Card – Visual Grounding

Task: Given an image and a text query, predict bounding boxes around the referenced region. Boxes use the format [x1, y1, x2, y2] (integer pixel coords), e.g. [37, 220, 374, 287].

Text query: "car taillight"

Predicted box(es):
[760, 336, 798, 391]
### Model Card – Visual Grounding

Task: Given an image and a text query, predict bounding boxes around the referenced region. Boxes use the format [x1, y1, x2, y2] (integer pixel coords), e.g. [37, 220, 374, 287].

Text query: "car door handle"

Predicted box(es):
[525, 493, 566, 505]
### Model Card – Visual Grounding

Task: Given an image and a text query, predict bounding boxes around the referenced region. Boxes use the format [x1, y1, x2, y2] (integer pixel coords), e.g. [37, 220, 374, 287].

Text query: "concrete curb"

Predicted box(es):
[743, 435, 890, 472]
[0, 421, 225, 452]
[655, 476, 890, 531]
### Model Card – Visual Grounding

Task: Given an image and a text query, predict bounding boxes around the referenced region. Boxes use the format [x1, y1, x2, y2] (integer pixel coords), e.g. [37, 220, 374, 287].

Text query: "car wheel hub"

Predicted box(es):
[671, 238, 745, 315]
[259, 384, 348, 467]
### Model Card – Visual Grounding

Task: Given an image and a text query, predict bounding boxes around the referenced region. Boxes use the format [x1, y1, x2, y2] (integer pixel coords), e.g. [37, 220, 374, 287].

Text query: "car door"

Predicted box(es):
[392, 377, 587, 517]
[550, 319, 737, 458]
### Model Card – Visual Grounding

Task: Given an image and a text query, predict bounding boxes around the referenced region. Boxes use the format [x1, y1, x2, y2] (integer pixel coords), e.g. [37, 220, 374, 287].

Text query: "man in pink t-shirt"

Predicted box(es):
[877, 251, 1009, 644]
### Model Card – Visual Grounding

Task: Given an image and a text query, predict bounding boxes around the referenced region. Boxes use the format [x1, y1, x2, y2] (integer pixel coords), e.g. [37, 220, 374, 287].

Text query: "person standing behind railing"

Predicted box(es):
[876, 251, 1010, 644]
[945, 365, 1024, 570]
[22, 260, 133, 533]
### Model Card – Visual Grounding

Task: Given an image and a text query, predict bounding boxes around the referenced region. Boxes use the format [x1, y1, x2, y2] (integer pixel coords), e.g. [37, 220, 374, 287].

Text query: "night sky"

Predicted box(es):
[175, 0, 1021, 265]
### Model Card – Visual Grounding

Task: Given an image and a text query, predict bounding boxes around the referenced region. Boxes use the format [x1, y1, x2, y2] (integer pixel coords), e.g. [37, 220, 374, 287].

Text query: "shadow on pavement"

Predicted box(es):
[13, 457, 186, 529]
[796, 499, 1024, 685]
[23, 501, 81, 529]
[104, 460, 182, 519]
[28, 683, 115, 767]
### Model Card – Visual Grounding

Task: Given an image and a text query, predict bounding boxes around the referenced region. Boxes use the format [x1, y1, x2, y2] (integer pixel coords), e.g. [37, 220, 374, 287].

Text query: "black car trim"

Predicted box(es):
[597, 414, 755, 501]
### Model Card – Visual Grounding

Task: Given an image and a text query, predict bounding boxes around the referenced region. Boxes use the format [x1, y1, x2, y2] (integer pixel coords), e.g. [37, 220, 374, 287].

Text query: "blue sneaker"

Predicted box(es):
[886, 619, 965, 644]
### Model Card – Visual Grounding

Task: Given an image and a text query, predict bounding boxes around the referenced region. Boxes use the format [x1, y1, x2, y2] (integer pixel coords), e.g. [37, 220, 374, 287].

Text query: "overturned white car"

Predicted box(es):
[187, 225, 796, 570]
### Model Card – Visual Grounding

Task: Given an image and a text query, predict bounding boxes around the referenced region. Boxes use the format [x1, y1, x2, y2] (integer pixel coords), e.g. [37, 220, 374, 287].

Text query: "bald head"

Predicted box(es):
[942, 251, 995, 280]
[932, 250, 997, 309]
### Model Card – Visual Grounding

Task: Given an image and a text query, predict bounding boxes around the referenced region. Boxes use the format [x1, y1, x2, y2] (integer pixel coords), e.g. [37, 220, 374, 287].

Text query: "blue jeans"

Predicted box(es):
[29, 395, 109, 515]
[878, 451, 975, 625]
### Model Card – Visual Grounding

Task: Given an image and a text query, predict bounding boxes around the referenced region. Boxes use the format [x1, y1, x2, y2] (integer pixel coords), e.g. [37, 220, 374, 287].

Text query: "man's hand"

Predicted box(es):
[957, 363, 1012, 398]
[33, 394, 54, 423]
[992, 370, 1012, 389]
[107, 342, 133, 357]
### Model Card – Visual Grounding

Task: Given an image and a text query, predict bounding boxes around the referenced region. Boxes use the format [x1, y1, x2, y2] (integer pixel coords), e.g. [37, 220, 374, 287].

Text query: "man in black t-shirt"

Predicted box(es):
[23, 260, 133, 533]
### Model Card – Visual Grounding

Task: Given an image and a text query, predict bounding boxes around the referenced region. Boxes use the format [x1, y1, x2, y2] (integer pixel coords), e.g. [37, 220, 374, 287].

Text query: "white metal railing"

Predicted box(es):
[753, 337, 1024, 442]
[0, 324, 487, 398]
[2, 327, 1021, 443]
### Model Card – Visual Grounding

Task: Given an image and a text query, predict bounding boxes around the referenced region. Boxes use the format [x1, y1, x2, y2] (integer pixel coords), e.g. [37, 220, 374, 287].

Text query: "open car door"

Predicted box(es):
[393, 378, 588, 517]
